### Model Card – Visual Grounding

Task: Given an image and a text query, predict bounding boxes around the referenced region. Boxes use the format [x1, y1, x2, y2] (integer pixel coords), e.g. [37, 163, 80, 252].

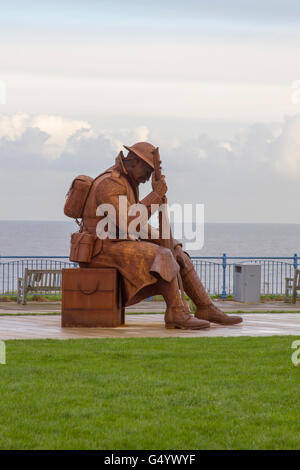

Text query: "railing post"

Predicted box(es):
[294, 253, 298, 299]
[222, 253, 227, 299]
[294, 253, 298, 270]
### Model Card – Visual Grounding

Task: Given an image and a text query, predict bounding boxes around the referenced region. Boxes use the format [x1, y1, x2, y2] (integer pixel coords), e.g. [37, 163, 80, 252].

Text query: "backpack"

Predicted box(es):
[64, 153, 124, 223]
[64, 175, 94, 221]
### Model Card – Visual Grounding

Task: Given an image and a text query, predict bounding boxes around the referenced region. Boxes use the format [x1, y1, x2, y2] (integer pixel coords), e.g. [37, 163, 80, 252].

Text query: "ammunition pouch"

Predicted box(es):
[69, 232, 97, 263]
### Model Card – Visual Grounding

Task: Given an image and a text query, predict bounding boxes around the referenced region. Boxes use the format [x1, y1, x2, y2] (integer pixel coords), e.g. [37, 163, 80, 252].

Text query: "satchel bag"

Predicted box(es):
[69, 232, 97, 263]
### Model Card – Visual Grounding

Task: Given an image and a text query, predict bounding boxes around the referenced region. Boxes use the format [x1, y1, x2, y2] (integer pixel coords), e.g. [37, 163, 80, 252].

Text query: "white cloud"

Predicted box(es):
[31, 115, 93, 158]
[1, 112, 300, 221]
[0, 113, 151, 172]
[160, 114, 300, 184]
[2, 113, 300, 178]
[135, 126, 149, 142]
[0, 113, 94, 159]
[0, 113, 30, 140]
[218, 142, 232, 152]
[273, 115, 300, 176]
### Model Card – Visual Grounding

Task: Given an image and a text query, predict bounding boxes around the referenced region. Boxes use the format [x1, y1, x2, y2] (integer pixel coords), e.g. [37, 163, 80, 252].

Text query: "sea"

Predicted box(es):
[0, 220, 300, 259]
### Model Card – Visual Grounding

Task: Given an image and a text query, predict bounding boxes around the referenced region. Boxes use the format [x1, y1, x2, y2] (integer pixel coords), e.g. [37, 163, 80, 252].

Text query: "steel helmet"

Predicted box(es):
[123, 142, 155, 169]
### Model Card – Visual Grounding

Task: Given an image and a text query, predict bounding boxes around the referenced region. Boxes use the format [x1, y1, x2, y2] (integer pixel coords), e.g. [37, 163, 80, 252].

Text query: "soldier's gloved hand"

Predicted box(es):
[152, 174, 168, 198]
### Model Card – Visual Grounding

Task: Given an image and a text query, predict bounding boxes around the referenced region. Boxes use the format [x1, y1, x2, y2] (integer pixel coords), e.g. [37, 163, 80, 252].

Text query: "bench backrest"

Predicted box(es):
[24, 269, 62, 292]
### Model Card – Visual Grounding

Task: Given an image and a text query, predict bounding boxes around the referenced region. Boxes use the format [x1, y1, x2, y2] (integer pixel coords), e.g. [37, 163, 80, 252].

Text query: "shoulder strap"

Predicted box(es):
[79, 153, 127, 230]
[78, 167, 115, 231]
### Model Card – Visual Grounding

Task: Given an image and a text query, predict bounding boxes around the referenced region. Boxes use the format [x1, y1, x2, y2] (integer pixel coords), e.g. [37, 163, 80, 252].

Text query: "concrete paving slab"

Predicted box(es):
[1, 299, 300, 315]
[0, 313, 300, 340]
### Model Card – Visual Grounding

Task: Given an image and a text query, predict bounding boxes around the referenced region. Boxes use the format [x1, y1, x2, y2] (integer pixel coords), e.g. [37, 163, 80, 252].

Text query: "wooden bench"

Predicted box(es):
[17, 268, 62, 305]
[285, 269, 300, 303]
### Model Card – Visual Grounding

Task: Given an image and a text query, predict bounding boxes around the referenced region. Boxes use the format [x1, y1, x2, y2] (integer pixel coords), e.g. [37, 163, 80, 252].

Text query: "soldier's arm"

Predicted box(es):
[140, 175, 167, 219]
[141, 222, 183, 250]
[139, 192, 162, 218]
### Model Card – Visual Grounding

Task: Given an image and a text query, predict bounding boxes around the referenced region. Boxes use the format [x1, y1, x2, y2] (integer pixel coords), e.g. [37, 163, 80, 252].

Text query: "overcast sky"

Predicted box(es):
[1, 0, 300, 222]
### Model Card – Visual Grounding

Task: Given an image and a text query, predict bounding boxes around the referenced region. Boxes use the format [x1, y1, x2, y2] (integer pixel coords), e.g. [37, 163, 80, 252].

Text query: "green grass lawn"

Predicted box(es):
[0, 336, 300, 450]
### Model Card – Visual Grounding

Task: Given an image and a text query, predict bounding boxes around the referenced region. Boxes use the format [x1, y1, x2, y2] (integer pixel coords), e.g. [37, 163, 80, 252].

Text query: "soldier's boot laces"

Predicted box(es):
[164, 305, 210, 330]
[182, 269, 243, 325]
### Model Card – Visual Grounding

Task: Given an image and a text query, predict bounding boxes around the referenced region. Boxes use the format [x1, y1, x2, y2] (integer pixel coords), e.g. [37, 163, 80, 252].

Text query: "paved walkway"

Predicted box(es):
[1, 313, 300, 340]
[1, 299, 300, 314]
[1, 300, 300, 340]
[0, 300, 165, 314]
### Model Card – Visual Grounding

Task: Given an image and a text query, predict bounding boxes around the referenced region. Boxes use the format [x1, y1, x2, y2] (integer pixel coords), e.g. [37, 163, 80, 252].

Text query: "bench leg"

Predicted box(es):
[285, 278, 293, 303]
[17, 278, 21, 304]
[22, 283, 27, 305]
[292, 283, 297, 304]
[284, 284, 289, 303]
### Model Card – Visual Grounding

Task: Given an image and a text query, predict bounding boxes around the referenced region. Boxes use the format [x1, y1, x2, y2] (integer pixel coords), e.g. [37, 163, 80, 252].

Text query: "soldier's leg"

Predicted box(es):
[133, 274, 210, 330]
[157, 276, 211, 330]
[174, 246, 243, 325]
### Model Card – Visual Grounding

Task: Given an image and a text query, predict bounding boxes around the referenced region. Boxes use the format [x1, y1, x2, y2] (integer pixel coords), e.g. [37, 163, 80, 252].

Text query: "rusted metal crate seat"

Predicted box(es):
[61, 268, 124, 327]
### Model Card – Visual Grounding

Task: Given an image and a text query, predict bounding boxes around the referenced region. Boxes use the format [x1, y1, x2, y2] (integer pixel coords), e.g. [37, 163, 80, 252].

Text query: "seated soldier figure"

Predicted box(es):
[79, 142, 242, 329]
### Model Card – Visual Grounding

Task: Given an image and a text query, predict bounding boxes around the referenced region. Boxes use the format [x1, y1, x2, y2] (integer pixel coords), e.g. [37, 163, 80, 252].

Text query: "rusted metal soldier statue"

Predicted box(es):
[68, 142, 242, 329]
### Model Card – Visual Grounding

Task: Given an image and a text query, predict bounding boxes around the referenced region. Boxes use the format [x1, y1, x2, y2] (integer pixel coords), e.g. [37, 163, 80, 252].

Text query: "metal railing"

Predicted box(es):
[0, 256, 76, 297]
[0, 254, 298, 298]
[191, 254, 298, 297]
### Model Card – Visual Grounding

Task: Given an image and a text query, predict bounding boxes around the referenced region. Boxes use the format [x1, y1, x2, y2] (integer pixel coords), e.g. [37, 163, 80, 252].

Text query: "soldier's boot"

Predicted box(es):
[159, 277, 210, 330]
[164, 305, 210, 330]
[181, 266, 243, 325]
